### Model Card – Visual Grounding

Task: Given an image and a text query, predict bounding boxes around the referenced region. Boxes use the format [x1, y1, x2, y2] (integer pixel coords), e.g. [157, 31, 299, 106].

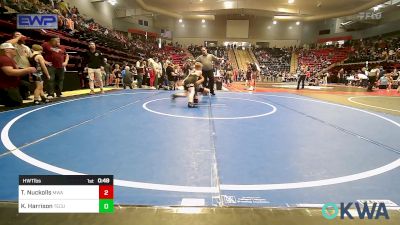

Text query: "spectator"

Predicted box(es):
[367, 65, 380, 92]
[112, 64, 121, 88]
[42, 35, 69, 98]
[0, 43, 36, 107]
[6, 31, 32, 100]
[84, 41, 105, 94]
[166, 62, 176, 90]
[70, 6, 79, 15]
[57, 0, 70, 16]
[147, 58, 156, 89]
[103, 58, 111, 86]
[378, 75, 388, 89]
[122, 66, 133, 89]
[397, 75, 400, 93]
[154, 58, 162, 89]
[136, 59, 144, 88]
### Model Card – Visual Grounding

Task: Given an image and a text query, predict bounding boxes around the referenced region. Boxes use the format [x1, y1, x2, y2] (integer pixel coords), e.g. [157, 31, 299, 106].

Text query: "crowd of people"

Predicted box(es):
[4, 0, 159, 56]
[188, 45, 227, 59]
[0, 0, 196, 106]
[336, 66, 400, 91]
[0, 31, 70, 106]
[254, 47, 291, 77]
[250, 47, 294, 83]
[2, 1, 400, 107]
[0, 26, 231, 107]
[298, 49, 333, 71]
[346, 36, 400, 63]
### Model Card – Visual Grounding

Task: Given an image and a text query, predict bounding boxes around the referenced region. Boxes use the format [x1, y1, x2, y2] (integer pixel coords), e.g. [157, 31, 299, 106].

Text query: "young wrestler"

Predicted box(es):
[172, 62, 210, 108]
[29, 44, 51, 105]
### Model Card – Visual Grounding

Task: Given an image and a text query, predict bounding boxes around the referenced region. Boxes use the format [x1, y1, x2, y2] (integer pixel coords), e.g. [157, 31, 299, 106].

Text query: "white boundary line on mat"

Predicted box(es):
[1, 92, 399, 192]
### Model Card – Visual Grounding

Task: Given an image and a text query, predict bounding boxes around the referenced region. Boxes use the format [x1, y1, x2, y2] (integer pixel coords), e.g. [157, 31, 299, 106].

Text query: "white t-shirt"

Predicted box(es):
[13, 43, 32, 68]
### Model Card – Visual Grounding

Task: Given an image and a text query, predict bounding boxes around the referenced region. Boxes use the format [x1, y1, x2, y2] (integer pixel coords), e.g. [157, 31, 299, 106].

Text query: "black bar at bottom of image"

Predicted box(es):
[19, 175, 113, 185]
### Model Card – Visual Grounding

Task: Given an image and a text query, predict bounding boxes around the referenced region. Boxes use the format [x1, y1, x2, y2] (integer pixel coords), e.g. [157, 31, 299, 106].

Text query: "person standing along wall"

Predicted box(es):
[136, 59, 144, 88]
[103, 58, 111, 86]
[84, 42, 105, 94]
[112, 64, 122, 88]
[154, 58, 162, 90]
[367, 65, 380, 92]
[148, 58, 156, 89]
[7, 31, 33, 100]
[0, 43, 36, 106]
[42, 36, 69, 98]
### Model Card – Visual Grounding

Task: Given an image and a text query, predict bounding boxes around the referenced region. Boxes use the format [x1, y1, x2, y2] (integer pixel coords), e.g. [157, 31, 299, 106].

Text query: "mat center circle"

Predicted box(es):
[142, 97, 277, 120]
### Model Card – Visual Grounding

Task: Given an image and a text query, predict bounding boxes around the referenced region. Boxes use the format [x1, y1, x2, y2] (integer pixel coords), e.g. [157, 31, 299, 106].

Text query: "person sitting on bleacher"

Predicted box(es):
[0, 43, 36, 107]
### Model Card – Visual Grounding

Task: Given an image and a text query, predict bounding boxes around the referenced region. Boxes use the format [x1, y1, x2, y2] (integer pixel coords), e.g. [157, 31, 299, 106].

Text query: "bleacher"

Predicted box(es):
[0, 20, 137, 71]
[253, 48, 291, 74]
[298, 47, 350, 70]
[227, 49, 238, 70]
[187, 45, 227, 60]
[163, 45, 189, 67]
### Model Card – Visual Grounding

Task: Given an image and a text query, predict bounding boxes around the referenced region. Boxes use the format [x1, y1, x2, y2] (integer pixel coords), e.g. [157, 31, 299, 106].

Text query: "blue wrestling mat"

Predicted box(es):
[1, 90, 400, 207]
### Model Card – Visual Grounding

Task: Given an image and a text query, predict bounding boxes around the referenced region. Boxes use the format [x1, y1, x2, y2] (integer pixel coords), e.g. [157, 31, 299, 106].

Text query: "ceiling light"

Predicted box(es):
[296, 21, 300, 25]
[274, 15, 302, 20]
[201, 19, 205, 23]
[340, 20, 353, 26]
[182, 24, 185, 27]
[224, 1, 234, 8]
[273, 20, 277, 25]
[373, 5, 382, 11]
[267, 26, 271, 29]
[289, 26, 292, 29]
[107, 0, 117, 5]
[288, 0, 294, 4]
[200, 0, 203, 1]
[179, 19, 183, 23]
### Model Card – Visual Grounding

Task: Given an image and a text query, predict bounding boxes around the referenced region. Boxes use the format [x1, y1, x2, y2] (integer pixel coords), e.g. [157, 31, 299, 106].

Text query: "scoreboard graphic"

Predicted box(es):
[19, 175, 114, 213]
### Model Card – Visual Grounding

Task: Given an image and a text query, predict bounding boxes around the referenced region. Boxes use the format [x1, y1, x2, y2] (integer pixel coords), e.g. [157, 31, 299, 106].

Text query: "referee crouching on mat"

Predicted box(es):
[84, 41, 105, 94]
[196, 47, 223, 96]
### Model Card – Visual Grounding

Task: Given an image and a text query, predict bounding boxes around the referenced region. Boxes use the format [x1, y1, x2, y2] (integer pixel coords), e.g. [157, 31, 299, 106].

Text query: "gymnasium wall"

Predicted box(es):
[168, 16, 302, 48]
[226, 20, 250, 38]
[112, 19, 159, 34]
[65, 0, 114, 28]
[173, 38, 299, 48]
[304, 9, 400, 43]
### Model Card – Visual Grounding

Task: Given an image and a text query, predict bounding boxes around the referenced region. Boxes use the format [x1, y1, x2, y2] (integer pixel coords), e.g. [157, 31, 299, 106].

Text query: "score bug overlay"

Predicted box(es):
[19, 175, 114, 213]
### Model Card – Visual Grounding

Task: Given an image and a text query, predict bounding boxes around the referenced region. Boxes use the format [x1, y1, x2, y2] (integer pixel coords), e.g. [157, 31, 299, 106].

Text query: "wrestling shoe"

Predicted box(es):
[188, 102, 197, 108]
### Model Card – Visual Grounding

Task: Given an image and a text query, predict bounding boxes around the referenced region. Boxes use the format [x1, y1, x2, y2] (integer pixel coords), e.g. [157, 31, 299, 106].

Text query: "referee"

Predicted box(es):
[296, 66, 307, 90]
[84, 41, 105, 94]
[196, 47, 223, 95]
